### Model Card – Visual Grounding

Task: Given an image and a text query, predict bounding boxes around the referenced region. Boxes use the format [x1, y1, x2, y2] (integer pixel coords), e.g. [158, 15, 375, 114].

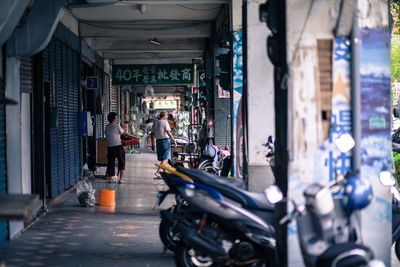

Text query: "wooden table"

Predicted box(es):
[0, 194, 42, 222]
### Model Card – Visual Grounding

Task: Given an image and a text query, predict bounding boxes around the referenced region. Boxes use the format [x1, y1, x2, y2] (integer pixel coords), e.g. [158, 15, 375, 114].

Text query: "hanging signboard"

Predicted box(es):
[218, 84, 230, 98]
[198, 70, 206, 87]
[86, 76, 98, 89]
[112, 64, 194, 85]
[145, 100, 177, 110]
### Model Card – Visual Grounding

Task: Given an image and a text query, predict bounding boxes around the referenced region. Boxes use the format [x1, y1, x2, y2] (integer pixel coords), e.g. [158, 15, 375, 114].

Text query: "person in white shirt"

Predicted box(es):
[151, 111, 177, 177]
[105, 112, 135, 183]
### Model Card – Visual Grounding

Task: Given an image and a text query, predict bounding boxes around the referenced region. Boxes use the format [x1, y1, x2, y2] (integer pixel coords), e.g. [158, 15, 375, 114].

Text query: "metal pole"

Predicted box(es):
[226, 114, 231, 148]
[351, 11, 361, 171]
[42, 82, 47, 211]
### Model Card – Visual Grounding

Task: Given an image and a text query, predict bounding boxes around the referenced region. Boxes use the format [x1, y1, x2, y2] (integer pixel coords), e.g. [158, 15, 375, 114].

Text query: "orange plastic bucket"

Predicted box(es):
[98, 205, 116, 213]
[99, 189, 115, 206]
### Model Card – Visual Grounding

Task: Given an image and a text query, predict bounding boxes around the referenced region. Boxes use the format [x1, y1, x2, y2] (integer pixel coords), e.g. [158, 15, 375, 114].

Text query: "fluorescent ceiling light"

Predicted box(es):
[86, 0, 119, 3]
[149, 39, 161, 45]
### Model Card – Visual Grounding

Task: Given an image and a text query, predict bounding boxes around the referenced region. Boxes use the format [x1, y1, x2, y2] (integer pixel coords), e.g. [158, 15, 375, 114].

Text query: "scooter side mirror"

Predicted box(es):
[392, 187, 400, 202]
[379, 171, 395, 186]
[264, 185, 283, 204]
[334, 133, 355, 153]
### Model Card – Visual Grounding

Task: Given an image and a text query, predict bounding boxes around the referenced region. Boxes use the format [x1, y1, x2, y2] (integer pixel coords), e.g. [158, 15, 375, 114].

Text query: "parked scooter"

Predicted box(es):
[266, 173, 384, 267]
[378, 170, 400, 262]
[173, 182, 277, 267]
[264, 132, 385, 267]
[156, 164, 276, 254]
[198, 138, 232, 176]
[155, 167, 197, 252]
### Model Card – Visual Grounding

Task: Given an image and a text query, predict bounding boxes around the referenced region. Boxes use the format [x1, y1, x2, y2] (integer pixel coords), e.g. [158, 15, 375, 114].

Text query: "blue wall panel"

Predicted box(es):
[44, 37, 81, 198]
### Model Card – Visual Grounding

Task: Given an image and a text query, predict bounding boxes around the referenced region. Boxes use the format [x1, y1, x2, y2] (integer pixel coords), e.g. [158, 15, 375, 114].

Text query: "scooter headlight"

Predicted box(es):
[184, 186, 195, 197]
[304, 184, 334, 216]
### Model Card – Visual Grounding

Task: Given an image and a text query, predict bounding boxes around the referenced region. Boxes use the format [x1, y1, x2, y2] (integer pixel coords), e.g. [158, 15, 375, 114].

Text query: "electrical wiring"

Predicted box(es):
[288, 0, 315, 68]
[333, 0, 345, 36]
[277, 0, 315, 90]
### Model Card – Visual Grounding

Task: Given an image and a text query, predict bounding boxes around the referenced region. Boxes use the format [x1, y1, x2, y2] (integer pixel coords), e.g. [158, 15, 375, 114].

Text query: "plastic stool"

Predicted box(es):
[99, 189, 115, 206]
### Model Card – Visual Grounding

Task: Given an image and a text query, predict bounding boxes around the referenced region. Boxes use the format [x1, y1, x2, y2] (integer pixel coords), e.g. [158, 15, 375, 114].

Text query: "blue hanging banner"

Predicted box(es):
[359, 28, 392, 265]
[232, 30, 243, 178]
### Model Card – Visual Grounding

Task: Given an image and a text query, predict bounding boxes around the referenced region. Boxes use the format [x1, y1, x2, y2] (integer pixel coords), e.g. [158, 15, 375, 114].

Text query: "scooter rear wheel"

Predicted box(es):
[174, 243, 219, 267]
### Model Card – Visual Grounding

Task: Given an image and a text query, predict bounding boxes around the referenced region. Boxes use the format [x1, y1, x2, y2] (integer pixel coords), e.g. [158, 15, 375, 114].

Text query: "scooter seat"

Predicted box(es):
[176, 167, 274, 211]
[177, 166, 246, 189]
[242, 191, 275, 211]
[316, 243, 374, 267]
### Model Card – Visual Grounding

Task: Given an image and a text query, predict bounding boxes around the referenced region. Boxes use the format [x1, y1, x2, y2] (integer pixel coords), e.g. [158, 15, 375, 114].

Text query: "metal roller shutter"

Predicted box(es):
[103, 74, 110, 128]
[110, 85, 118, 114]
[72, 52, 81, 182]
[48, 40, 60, 197]
[56, 40, 65, 194]
[96, 115, 102, 138]
[68, 47, 81, 185]
[20, 57, 32, 93]
[45, 38, 81, 198]
[0, 75, 7, 247]
[67, 48, 75, 185]
[95, 71, 104, 138]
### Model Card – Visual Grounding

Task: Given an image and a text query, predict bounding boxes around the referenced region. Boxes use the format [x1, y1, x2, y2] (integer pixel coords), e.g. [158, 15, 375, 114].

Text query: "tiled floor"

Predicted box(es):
[2, 151, 399, 267]
[0, 153, 175, 267]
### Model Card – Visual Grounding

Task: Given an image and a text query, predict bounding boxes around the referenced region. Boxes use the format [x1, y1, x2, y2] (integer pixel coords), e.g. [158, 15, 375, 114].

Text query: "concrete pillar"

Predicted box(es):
[5, 56, 32, 239]
[356, 0, 391, 264]
[231, 0, 243, 177]
[5, 56, 23, 239]
[285, 0, 391, 265]
[21, 93, 31, 194]
[244, 0, 275, 192]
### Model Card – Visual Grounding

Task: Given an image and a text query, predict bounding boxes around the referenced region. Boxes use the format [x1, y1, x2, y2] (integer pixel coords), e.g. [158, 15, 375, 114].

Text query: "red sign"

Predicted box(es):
[193, 107, 198, 128]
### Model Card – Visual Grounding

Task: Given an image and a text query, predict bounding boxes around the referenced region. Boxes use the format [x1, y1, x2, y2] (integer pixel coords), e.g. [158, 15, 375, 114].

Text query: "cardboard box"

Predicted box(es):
[97, 138, 108, 163]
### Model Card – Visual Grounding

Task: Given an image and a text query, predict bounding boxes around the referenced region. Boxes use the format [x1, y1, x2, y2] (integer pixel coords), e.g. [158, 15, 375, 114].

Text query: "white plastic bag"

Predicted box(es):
[76, 179, 95, 207]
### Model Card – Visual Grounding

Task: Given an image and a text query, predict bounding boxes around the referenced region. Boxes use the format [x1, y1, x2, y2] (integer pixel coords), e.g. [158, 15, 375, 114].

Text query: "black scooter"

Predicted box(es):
[156, 165, 276, 253]
[173, 182, 277, 267]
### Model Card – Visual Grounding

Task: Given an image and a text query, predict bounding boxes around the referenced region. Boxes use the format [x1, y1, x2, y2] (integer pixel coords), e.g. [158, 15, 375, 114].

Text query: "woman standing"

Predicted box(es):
[167, 113, 177, 135]
[105, 112, 135, 183]
[151, 111, 177, 177]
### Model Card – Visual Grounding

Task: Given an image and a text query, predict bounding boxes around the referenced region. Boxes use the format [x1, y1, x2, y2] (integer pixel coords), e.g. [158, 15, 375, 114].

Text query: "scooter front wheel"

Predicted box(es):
[395, 239, 400, 262]
[174, 243, 220, 267]
[198, 160, 219, 176]
[159, 219, 179, 252]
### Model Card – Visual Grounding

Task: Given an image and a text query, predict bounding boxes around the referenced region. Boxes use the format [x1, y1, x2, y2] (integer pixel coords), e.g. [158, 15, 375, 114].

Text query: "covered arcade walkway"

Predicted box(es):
[0, 154, 174, 267]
